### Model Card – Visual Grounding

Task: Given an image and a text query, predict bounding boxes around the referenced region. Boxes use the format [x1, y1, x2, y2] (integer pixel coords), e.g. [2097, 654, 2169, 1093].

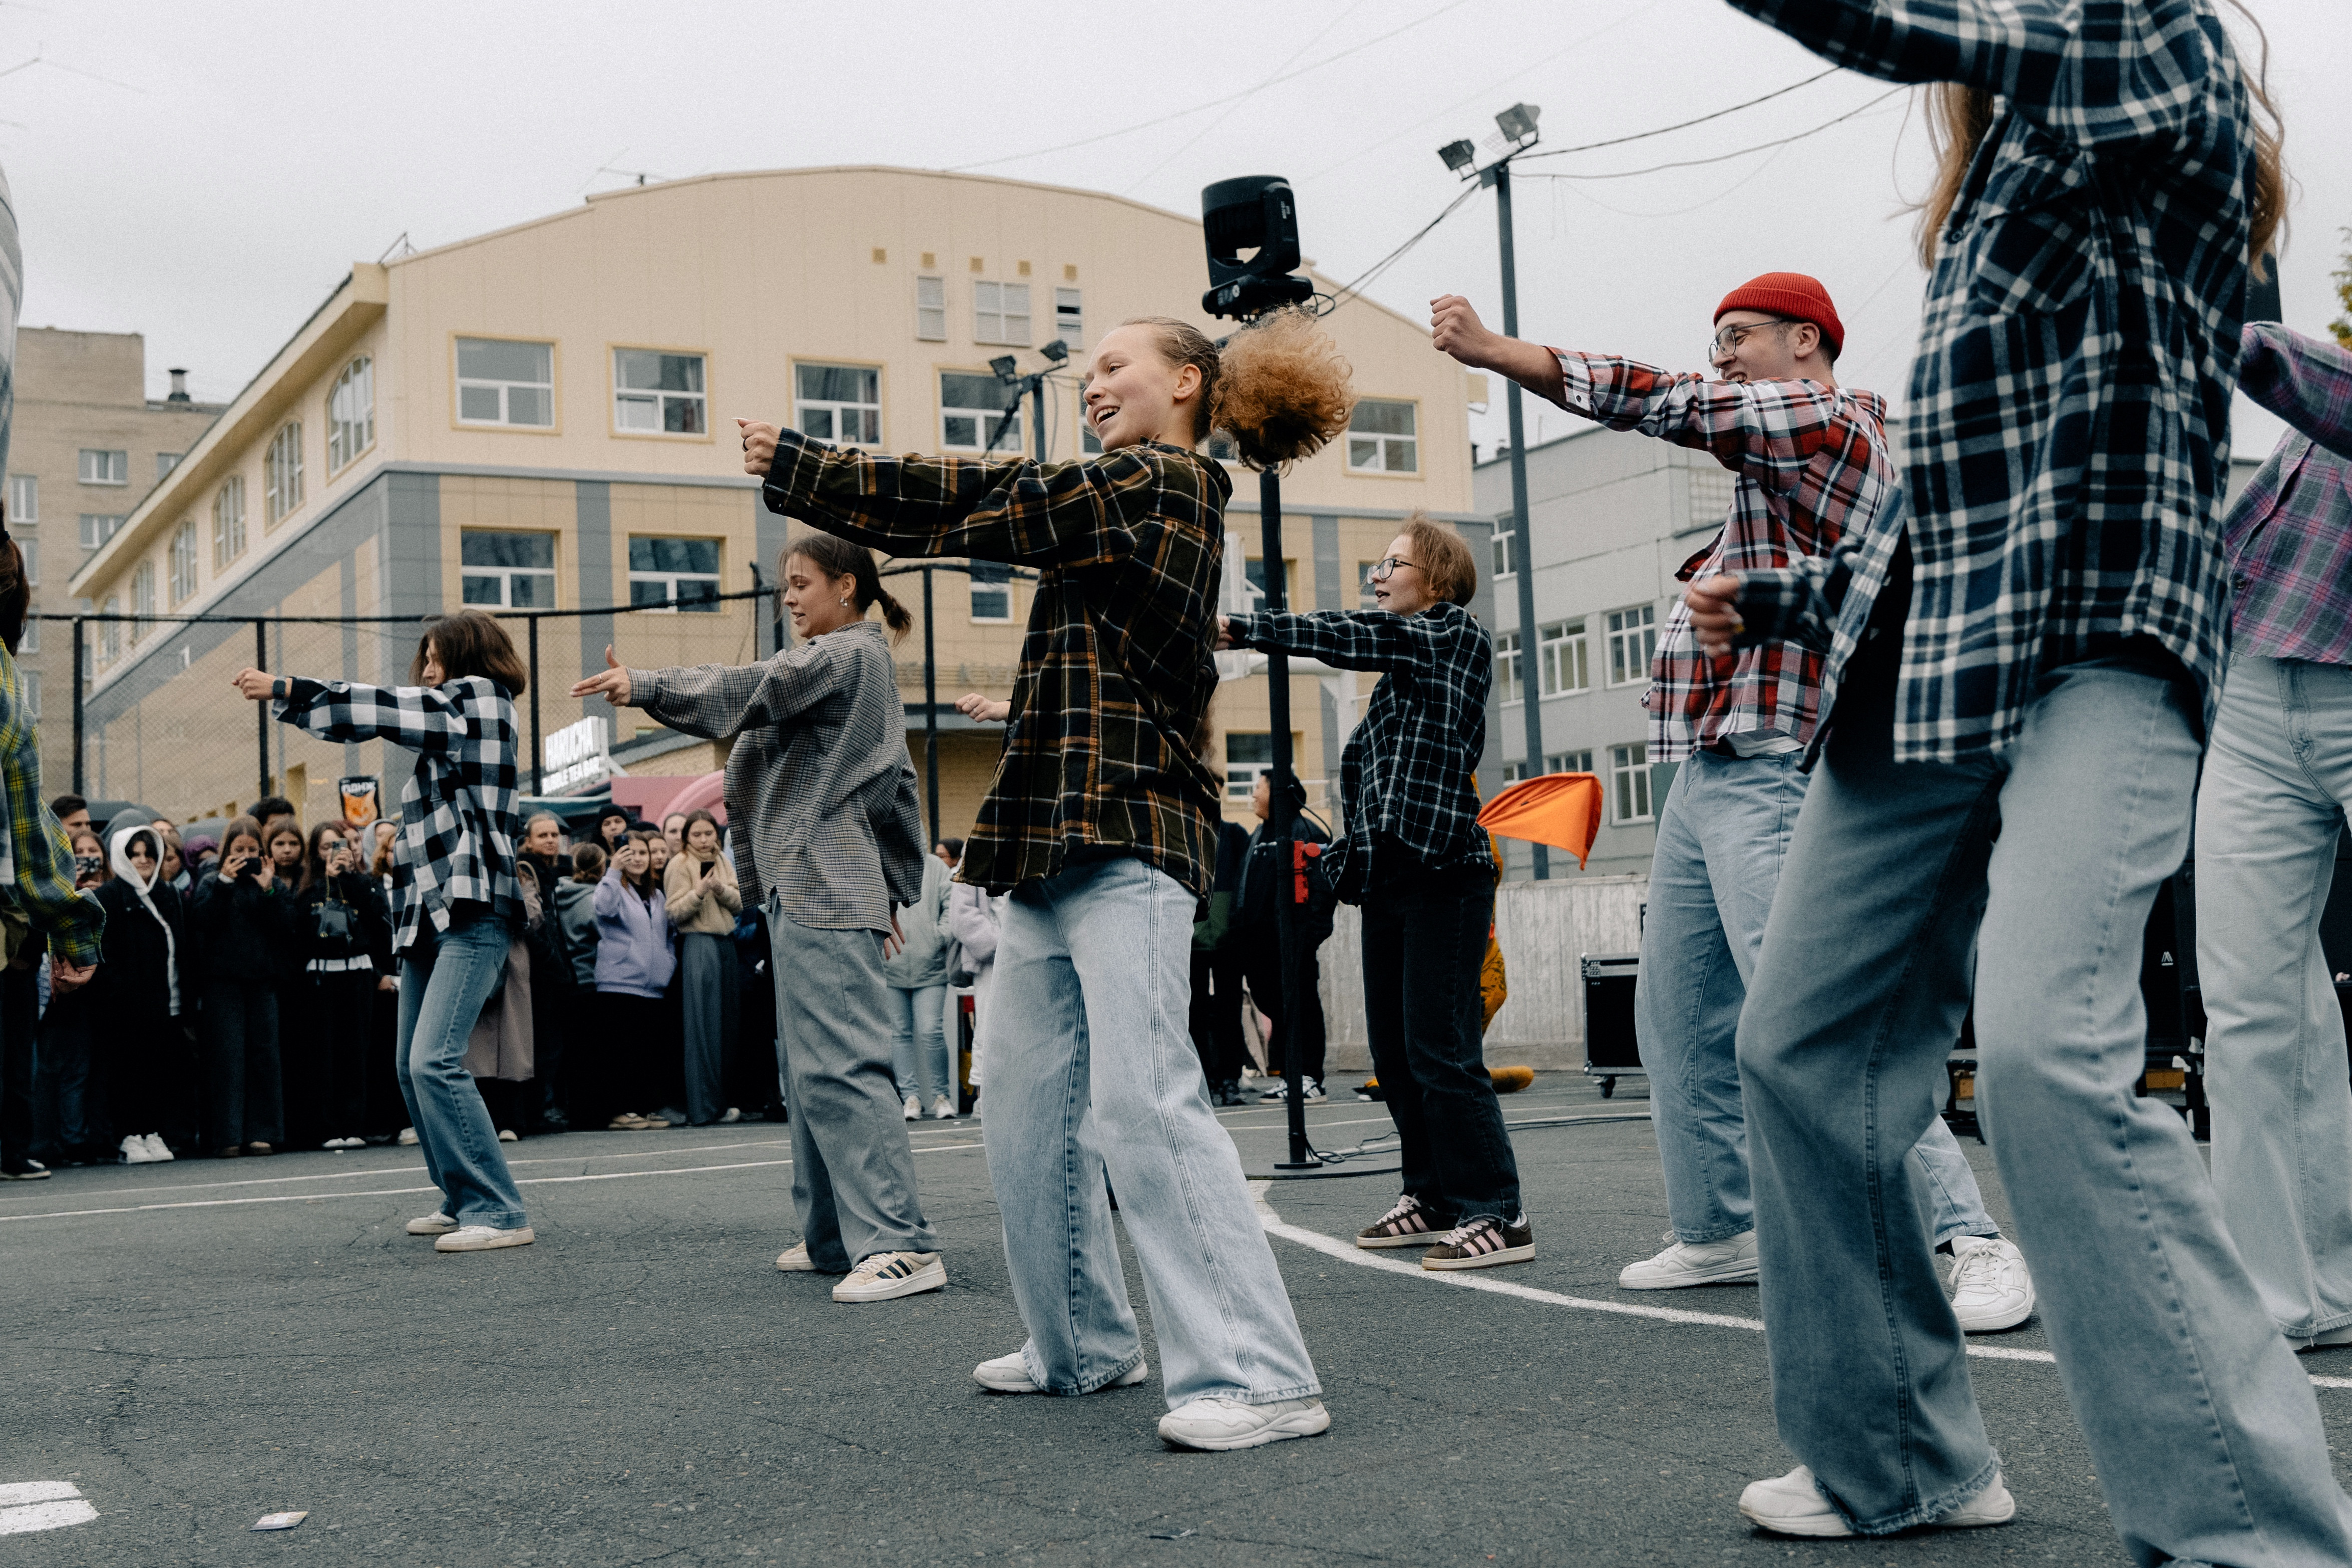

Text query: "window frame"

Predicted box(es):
[326, 355, 376, 473]
[458, 528, 559, 611]
[626, 534, 723, 614]
[1494, 628, 1524, 706]
[7, 474, 34, 524]
[1344, 398, 1421, 477]
[79, 514, 125, 550]
[1610, 742, 1654, 824]
[1243, 557, 1298, 615]
[78, 450, 129, 487]
[130, 561, 155, 643]
[972, 280, 1032, 347]
[938, 369, 1023, 454]
[1491, 513, 1516, 579]
[18, 605, 35, 655]
[1604, 603, 1658, 688]
[168, 519, 198, 606]
[608, 344, 711, 441]
[1537, 618, 1589, 697]
[98, 596, 119, 664]
[968, 560, 1013, 624]
[263, 421, 305, 527]
[451, 333, 561, 433]
[155, 452, 182, 482]
[1053, 286, 1083, 352]
[792, 359, 886, 449]
[915, 275, 948, 341]
[212, 476, 247, 571]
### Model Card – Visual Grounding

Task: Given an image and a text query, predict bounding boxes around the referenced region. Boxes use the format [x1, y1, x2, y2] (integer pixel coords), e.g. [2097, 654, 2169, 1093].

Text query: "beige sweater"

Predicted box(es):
[663, 850, 742, 935]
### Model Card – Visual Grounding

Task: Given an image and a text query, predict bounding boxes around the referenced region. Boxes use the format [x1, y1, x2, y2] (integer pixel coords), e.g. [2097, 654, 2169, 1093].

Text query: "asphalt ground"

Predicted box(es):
[6, 1074, 2351, 1566]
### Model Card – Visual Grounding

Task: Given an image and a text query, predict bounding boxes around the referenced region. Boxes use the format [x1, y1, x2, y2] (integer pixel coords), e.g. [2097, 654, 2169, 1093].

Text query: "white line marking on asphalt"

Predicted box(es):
[1246, 1184, 2352, 1394]
[0, 1482, 96, 1535]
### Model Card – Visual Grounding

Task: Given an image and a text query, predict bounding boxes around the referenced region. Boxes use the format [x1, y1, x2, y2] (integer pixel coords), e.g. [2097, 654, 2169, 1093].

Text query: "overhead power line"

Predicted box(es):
[1519, 86, 1907, 182]
[1517, 66, 1840, 161]
[1321, 184, 1482, 315]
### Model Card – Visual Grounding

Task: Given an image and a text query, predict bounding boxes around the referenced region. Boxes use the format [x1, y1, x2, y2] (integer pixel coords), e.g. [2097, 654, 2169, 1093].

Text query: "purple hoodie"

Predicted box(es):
[592, 864, 675, 997]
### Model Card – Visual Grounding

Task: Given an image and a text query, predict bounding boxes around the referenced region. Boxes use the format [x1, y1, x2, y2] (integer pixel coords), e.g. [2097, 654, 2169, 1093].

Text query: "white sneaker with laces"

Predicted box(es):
[406, 1212, 459, 1235]
[141, 1133, 174, 1163]
[1738, 1465, 2014, 1537]
[435, 1224, 535, 1252]
[1258, 1077, 1327, 1103]
[1618, 1229, 1759, 1290]
[902, 1095, 921, 1121]
[1948, 1236, 2035, 1332]
[118, 1134, 153, 1165]
[832, 1251, 945, 1302]
[973, 1351, 1149, 1393]
[930, 1095, 956, 1119]
[775, 1241, 817, 1272]
[1157, 1395, 1330, 1451]
[397, 1126, 420, 1146]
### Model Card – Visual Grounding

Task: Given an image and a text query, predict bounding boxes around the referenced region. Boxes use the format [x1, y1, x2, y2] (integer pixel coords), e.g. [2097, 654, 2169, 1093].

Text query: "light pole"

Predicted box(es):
[1441, 103, 1549, 879]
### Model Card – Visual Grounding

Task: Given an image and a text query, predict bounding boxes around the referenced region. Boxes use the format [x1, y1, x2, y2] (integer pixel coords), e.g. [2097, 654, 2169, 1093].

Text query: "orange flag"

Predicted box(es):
[1476, 772, 1603, 869]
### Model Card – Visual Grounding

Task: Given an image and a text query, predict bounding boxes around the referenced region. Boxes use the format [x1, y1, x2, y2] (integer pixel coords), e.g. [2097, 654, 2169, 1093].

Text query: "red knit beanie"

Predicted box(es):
[1714, 272, 1843, 358]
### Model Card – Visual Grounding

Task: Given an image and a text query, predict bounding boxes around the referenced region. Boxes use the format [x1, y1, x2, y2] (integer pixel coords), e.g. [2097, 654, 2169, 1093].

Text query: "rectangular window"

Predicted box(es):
[22, 672, 37, 720]
[627, 536, 721, 612]
[212, 477, 247, 569]
[1346, 400, 1418, 474]
[970, 560, 1011, 622]
[1547, 748, 1595, 776]
[1538, 618, 1589, 697]
[460, 530, 556, 609]
[130, 561, 155, 642]
[1495, 629, 1523, 704]
[973, 281, 1031, 346]
[1491, 515, 1515, 578]
[455, 337, 555, 428]
[1606, 603, 1657, 686]
[328, 356, 375, 470]
[18, 534, 32, 587]
[795, 363, 882, 446]
[1244, 557, 1297, 613]
[264, 422, 304, 524]
[1610, 742, 1653, 823]
[1054, 287, 1083, 351]
[156, 452, 182, 481]
[613, 348, 707, 435]
[18, 606, 34, 655]
[1358, 560, 1382, 612]
[1224, 732, 1273, 801]
[168, 520, 198, 606]
[8, 474, 35, 523]
[1205, 430, 1239, 464]
[79, 514, 125, 549]
[915, 276, 947, 341]
[940, 371, 1020, 452]
[78, 450, 128, 487]
[99, 597, 118, 665]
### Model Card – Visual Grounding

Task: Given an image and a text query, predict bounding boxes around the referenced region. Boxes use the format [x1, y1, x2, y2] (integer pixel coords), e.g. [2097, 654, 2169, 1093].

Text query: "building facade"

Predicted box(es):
[70, 167, 1489, 837]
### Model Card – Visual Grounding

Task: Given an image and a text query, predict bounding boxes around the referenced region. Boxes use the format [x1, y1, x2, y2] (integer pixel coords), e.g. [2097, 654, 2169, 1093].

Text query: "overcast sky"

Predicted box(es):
[6, 0, 2345, 458]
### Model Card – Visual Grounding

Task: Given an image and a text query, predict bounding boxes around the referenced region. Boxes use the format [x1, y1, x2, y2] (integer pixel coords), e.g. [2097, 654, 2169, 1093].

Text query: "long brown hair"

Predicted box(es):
[781, 533, 914, 643]
[1911, 4, 2284, 277]
[1125, 307, 1355, 472]
[0, 498, 30, 656]
[413, 607, 529, 695]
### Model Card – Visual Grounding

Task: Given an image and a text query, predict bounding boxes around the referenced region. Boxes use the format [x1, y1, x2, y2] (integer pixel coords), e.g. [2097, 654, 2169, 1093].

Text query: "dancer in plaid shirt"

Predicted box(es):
[234, 609, 536, 1254]
[1434, 272, 2032, 1326]
[1672, 2, 2345, 1556]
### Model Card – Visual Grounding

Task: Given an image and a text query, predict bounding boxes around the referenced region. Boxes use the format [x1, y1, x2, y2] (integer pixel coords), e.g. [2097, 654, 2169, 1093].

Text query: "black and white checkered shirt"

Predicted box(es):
[275, 675, 525, 951]
[1225, 602, 1493, 899]
[1732, 0, 2256, 760]
[629, 619, 925, 934]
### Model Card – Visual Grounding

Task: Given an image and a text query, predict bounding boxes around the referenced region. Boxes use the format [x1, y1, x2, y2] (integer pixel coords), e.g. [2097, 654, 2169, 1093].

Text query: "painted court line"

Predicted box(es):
[1248, 1184, 2352, 1395]
[0, 1481, 96, 1535]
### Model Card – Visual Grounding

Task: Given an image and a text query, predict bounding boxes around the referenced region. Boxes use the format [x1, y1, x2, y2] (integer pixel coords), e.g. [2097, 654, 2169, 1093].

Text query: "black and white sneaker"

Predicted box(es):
[1421, 1214, 1534, 1271]
[832, 1251, 946, 1303]
[1258, 1077, 1326, 1104]
[1355, 1193, 1445, 1249]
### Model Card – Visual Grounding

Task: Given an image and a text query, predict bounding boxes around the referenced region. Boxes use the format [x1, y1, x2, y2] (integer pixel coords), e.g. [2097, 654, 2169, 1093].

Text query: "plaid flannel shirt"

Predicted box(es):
[1731, 0, 2256, 760]
[628, 620, 925, 933]
[275, 675, 525, 951]
[762, 426, 1228, 900]
[1224, 603, 1494, 899]
[2223, 323, 2352, 665]
[1545, 353, 1893, 760]
[0, 641, 101, 964]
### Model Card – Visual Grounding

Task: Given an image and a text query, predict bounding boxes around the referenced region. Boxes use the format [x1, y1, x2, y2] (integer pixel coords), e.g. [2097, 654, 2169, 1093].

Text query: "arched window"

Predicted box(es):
[99, 596, 119, 663]
[213, 476, 247, 569]
[130, 562, 155, 644]
[168, 520, 198, 605]
[265, 422, 304, 524]
[328, 357, 374, 471]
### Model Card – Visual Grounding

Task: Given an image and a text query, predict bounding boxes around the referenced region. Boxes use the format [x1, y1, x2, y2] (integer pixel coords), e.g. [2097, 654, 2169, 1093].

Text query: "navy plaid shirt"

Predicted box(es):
[1731, 0, 2256, 759]
[1225, 602, 1493, 900]
[275, 675, 525, 950]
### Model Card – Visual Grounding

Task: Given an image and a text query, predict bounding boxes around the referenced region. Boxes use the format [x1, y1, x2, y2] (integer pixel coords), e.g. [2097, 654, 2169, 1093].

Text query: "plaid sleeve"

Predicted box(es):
[0, 664, 101, 964]
[631, 640, 848, 743]
[1729, 560, 1844, 656]
[1724, 0, 2218, 150]
[1550, 354, 1850, 493]
[276, 676, 477, 754]
[2239, 324, 2352, 463]
[764, 425, 1150, 569]
[1226, 609, 1438, 674]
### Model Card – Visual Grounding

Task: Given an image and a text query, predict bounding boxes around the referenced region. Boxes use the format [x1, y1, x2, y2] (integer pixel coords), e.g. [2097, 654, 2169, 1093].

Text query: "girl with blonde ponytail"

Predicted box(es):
[571, 533, 945, 1305]
[735, 305, 1352, 1451]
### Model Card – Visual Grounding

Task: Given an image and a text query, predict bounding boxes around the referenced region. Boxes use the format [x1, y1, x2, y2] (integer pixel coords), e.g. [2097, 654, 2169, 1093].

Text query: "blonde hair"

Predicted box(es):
[1123, 307, 1355, 472]
[1911, 6, 2284, 278]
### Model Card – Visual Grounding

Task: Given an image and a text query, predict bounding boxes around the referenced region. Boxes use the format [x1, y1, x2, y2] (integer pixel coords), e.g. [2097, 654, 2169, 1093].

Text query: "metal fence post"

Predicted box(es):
[71, 616, 85, 795]
[529, 613, 544, 796]
[922, 566, 939, 840]
[255, 618, 271, 804]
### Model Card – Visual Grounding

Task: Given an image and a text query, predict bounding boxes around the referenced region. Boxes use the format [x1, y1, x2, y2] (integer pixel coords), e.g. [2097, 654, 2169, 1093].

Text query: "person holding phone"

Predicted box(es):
[664, 808, 741, 1126]
[289, 821, 394, 1151]
[89, 824, 186, 1165]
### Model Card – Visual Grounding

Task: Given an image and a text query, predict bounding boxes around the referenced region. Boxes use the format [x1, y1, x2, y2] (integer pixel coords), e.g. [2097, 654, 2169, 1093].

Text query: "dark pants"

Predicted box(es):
[1242, 943, 1326, 1085]
[33, 998, 93, 1161]
[596, 991, 669, 1118]
[1361, 863, 1519, 1225]
[680, 932, 740, 1124]
[200, 978, 283, 1150]
[1187, 948, 1248, 1085]
[290, 969, 377, 1143]
[0, 966, 33, 1172]
[530, 967, 571, 1127]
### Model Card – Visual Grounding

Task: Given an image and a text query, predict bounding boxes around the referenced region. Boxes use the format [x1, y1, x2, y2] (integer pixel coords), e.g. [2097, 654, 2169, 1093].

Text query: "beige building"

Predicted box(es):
[70, 167, 1496, 837]
[6, 329, 223, 795]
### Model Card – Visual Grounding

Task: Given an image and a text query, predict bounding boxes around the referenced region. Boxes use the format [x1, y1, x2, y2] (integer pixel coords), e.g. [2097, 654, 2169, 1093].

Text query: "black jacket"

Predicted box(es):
[187, 865, 296, 986]
[1237, 812, 1333, 941]
[286, 871, 394, 977]
[92, 875, 187, 1025]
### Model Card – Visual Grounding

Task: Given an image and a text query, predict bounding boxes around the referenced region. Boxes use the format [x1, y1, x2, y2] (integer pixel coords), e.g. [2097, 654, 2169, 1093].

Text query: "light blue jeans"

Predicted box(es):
[1636, 749, 1997, 1246]
[2201, 655, 2352, 1340]
[1738, 653, 2352, 1561]
[980, 856, 1321, 1411]
[397, 905, 529, 1230]
[887, 983, 952, 1104]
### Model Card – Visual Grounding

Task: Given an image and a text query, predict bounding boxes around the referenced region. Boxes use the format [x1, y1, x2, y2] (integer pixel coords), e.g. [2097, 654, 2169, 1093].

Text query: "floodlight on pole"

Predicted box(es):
[989, 354, 1020, 382]
[1039, 338, 1070, 364]
[1438, 138, 1478, 177]
[1494, 102, 1540, 145]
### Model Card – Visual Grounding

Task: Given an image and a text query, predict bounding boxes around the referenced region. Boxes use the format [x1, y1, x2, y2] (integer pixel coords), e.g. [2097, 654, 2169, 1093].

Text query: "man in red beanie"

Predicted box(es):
[1430, 277, 2034, 1325]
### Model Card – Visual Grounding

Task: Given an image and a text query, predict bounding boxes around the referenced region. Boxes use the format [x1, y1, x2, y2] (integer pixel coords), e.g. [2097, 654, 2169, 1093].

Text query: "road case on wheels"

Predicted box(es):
[1581, 953, 1645, 1099]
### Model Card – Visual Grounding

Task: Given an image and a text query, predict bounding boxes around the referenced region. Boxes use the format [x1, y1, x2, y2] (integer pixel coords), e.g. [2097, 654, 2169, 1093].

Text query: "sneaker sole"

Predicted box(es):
[1955, 1299, 2035, 1333]
[1355, 1232, 1440, 1250]
[434, 1228, 536, 1252]
[1619, 1261, 1759, 1290]
[775, 1253, 817, 1272]
[1738, 1502, 1853, 1538]
[975, 1360, 1148, 1394]
[832, 1262, 946, 1303]
[1158, 1403, 1332, 1451]
[406, 1218, 458, 1236]
[1423, 1242, 1535, 1271]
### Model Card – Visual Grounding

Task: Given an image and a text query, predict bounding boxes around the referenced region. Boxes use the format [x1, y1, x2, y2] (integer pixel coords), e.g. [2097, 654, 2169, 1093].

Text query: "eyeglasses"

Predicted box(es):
[1367, 556, 1419, 582]
[1707, 317, 1794, 361]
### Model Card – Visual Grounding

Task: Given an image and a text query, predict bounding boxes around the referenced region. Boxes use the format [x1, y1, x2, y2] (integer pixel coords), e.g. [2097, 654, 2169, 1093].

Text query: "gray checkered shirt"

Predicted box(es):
[628, 620, 924, 933]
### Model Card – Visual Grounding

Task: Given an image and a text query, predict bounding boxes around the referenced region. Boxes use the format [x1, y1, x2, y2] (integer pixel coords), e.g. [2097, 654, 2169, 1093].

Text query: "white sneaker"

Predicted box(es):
[1948, 1236, 2035, 1332]
[1618, 1229, 1758, 1289]
[118, 1134, 154, 1165]
[973, 1350, 1149, 1394]
[775, 1241, 817, 1272]
[719, 1106, 743, 1124]
[1157, 1395, 1330, 1452]
[2291, 1324, 2352, 1352]
[435, 1224, 535, 1252]
[497, 1128, 519, 1143]
[831, 1251, 945, 1302]
[142, 1133, 175, 1163]
[1258, 1078, 1327, 1103]
[1738, 1465, 2014, 1537]
[930, 1096, 956, 1120]
[406, 1211, 459, 1235]
[397, 1126, 420, 1146]
[902, 1095, 921, 1121]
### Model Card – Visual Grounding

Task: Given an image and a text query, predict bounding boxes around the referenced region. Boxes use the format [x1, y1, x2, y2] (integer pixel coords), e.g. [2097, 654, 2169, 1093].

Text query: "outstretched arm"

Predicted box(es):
[239, 669, 478, 755]
[573, 641, 849, 743]
[1430, 294, 1566, 405]
[1219, 608, 1449, 674]
[2238, 323, 2352, 463]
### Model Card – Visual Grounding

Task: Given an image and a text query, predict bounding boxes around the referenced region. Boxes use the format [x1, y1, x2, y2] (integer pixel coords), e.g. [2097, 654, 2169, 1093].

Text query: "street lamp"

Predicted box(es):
[1440, 103, 1549, 879]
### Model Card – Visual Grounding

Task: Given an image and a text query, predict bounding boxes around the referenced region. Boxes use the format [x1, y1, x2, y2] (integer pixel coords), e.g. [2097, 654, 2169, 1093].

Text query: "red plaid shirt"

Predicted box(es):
[1546, 352, 1895, 761]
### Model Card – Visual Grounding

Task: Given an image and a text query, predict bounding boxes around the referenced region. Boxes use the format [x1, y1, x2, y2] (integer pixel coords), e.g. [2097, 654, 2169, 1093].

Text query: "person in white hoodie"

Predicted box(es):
[90, 824, 186, 1163]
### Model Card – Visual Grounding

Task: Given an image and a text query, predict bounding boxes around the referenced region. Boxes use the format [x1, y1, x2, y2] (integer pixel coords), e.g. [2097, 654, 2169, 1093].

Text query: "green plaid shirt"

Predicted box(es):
[763, 427, 1229, 900]
[0, 642, 101, 964]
